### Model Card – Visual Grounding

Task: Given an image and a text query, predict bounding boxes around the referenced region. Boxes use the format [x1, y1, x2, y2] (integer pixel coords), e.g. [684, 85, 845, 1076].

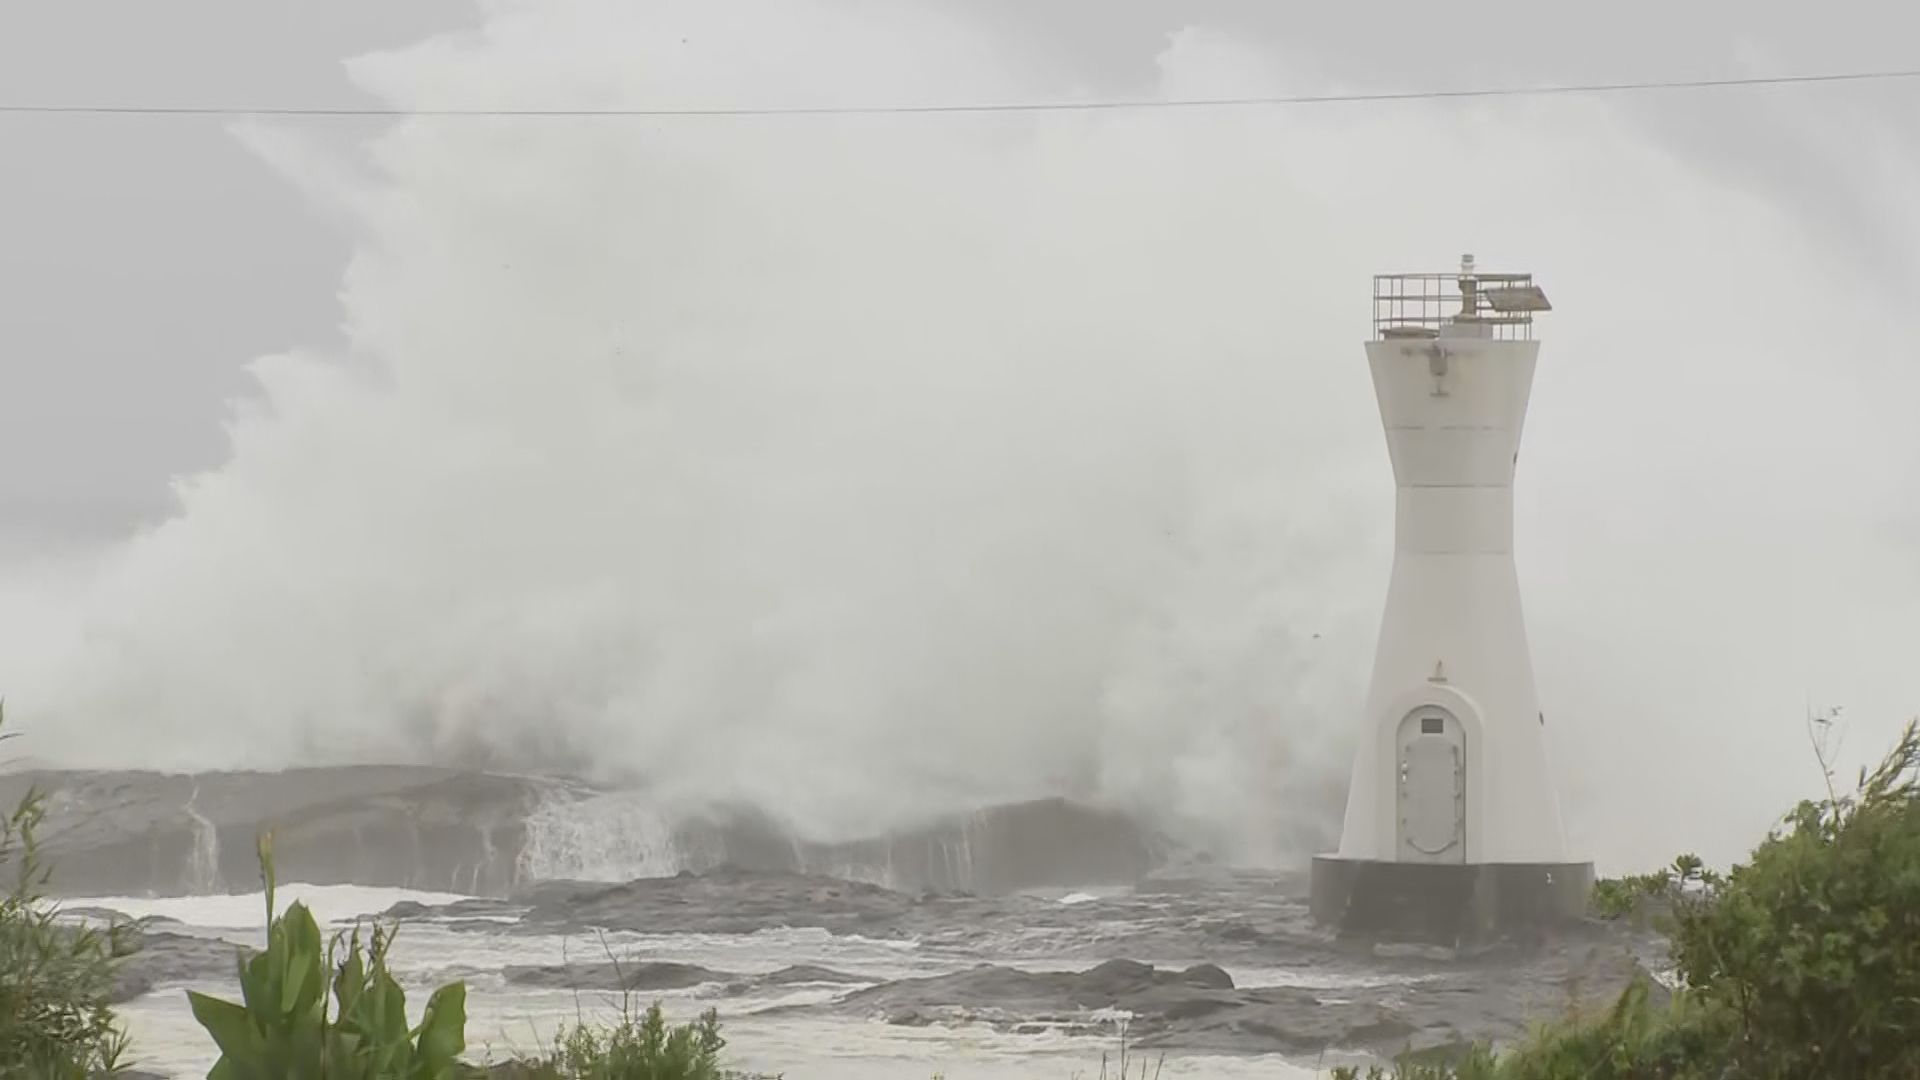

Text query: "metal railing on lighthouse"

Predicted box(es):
[1372, 254, 1551, 342]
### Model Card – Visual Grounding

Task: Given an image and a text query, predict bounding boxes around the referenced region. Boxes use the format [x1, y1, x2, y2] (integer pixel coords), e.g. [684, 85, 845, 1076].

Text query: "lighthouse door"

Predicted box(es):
[1396, 707, 1465, 863]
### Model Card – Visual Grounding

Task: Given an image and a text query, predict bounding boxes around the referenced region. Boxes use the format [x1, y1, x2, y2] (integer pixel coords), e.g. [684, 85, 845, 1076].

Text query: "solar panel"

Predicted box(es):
[1482, 284, 1552, 313]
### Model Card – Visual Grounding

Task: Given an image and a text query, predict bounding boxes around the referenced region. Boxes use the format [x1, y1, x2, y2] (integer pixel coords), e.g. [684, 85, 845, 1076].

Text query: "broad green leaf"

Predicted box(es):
[239, 951, 274, 1016]
[413, 982, 468, 1067]
[187, 990, 260, 1060]
[280, 945, 312, 1015]
[337, 931, 367, 1017]
[379, 970, 410, 1042]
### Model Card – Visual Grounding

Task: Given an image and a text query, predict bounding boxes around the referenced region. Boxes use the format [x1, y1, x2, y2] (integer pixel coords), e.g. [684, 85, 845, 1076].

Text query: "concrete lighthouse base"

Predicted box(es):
[1310, 856, 1595, 947]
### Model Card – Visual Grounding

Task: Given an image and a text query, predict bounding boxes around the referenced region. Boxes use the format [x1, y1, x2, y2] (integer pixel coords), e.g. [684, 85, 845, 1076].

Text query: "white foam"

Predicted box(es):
[67, 884, 472, 934]
[517, 789, 687, 882]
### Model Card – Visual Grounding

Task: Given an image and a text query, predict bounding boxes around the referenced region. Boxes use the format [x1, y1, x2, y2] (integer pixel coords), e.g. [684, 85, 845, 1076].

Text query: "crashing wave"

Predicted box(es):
[2, 765, 1177, 898]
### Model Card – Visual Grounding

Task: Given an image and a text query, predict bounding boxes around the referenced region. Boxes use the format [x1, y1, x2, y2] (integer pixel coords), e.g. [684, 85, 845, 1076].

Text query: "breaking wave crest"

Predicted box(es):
[518, 790, 688, 883]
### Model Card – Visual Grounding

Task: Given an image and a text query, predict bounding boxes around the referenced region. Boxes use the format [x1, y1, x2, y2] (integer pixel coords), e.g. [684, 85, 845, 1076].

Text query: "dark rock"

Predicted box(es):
[501, 956, 869, 997]
[503, 960, 726, 991]
[822, 937, 1667, 1058]
[758, 964, 868, 986]
[519, 867, 924, 936]
[1178, 963, 1235, 990]
[113, 929, 244, 1003]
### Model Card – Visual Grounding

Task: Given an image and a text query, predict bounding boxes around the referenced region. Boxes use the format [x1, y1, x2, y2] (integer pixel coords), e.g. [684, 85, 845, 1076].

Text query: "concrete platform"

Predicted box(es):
[1310, 856, 1594, 946]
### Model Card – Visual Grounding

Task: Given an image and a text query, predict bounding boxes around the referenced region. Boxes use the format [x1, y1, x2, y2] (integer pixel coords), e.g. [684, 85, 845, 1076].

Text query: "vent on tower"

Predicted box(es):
[1373, 254, 1549, 342]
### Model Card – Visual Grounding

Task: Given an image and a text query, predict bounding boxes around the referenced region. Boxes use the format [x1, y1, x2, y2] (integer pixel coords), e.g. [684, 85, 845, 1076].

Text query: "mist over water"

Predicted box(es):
[4, 0, 1917, 873]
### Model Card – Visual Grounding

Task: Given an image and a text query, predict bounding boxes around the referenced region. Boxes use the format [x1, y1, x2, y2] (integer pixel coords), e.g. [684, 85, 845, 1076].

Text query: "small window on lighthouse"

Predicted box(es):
[1421, 715, 1445, 735]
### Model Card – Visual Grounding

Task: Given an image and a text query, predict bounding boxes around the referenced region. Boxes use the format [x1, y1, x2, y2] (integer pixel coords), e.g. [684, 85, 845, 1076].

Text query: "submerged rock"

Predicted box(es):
[757, 964, 866, 984]
[503, 960, 726, 991]
[518, 866, 923, 936]
[845, 958, 1238, 1010]
[500, 958, 873, 995]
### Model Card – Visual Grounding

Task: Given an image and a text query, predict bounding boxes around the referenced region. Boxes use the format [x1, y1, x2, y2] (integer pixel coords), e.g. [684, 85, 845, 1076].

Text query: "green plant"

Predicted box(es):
[185, 836, 769, 1080]
[1327, 979, 1730, 1080]
[504, 1004, 735, 1080]
[487, 936, 767, 1080]
[1589, 854, 1711, 923]
[186, 831, 469, 1080]
[0, 701, 135, 1078]
[1664, 718, 1920, 1078]
[1333, 716, 1920, 1080]
[1590, 868, 1674, 921]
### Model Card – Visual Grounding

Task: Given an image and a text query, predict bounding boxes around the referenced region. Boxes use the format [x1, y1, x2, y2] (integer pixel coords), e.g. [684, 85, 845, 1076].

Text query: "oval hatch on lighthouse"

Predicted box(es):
[1396, 706, 1465, 863]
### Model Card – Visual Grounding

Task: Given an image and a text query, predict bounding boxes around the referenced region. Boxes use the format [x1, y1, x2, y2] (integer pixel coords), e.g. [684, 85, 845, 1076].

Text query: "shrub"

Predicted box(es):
[1664, 718, 1920, 1078]
[495, 1004, 741, 1080]
[483, 935, 768, 1080]
[0, 702, 135, 1078]
[1589, 854, 1707, 923]
[1328, 978, 1732, 1079]
[1335, 718, 1920, 1080]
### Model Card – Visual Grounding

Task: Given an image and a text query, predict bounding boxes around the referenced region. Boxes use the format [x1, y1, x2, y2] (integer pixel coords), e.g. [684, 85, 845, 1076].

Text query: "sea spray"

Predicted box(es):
[2, 0, 1914, 875]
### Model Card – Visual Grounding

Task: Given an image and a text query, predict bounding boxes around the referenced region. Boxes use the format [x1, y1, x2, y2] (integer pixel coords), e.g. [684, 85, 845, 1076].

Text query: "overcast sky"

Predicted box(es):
[3, 0, 1918, 543]
[0, 0, 467, 543]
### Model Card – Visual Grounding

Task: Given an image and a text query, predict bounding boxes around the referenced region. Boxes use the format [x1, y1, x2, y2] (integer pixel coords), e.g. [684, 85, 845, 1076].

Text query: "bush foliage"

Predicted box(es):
[0, 703, 135, 1079]
[1337, 717, 1920, 1080]
[1668, 717, 1920, 1078]
[493, 1005, 743, 1080]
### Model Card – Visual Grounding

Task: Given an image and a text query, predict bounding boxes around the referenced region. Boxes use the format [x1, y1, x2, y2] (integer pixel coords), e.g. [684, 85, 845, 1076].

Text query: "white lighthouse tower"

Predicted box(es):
[1310, 256, 1591, 943]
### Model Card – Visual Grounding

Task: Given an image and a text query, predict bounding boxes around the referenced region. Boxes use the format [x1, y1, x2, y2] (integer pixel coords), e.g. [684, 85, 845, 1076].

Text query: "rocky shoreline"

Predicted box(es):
[24, 766, 1665, 1064]
[380, 868, 1664, 1059]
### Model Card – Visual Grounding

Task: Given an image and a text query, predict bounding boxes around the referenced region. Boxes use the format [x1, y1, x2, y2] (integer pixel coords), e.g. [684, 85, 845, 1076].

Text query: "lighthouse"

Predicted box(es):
[1310, 256, 1592, 943]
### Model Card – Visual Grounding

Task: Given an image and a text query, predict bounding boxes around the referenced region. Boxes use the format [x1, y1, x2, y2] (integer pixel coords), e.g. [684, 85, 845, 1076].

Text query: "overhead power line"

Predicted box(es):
[1, 67, 1917, 120]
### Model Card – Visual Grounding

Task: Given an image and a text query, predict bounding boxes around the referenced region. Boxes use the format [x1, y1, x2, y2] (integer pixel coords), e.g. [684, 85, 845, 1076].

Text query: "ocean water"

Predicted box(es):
[93, 884, 1336, 1079]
